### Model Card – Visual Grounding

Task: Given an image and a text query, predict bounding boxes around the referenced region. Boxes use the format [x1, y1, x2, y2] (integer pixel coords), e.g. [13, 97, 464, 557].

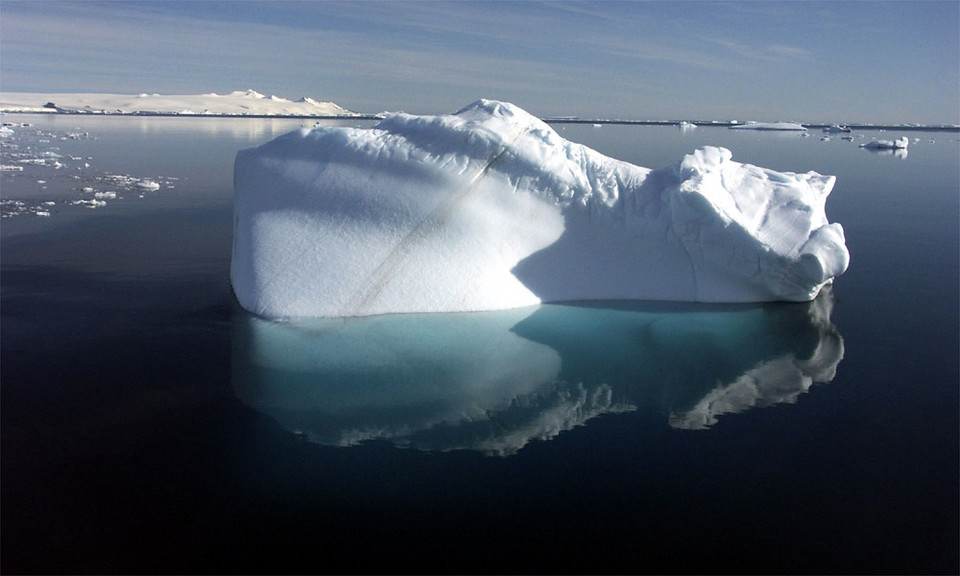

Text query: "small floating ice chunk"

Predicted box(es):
[861, 136, 909, 150]
[137, 180, 161, 190]
[70, 199, 106, 209]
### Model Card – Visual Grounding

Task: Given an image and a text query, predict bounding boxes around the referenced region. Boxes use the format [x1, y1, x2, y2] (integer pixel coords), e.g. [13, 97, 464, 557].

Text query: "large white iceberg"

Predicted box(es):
[232, 100, 848, 318]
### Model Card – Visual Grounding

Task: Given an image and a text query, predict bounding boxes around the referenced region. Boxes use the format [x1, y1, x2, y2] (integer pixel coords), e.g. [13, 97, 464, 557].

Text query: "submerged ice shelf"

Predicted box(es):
[231, 100, 849, 318]
[233, 290, 844, 454]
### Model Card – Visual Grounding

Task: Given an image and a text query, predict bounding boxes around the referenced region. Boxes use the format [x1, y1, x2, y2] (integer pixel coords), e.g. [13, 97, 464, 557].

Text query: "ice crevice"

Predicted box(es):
[231, 99, 850, 318]
[347, 124, 530, 316]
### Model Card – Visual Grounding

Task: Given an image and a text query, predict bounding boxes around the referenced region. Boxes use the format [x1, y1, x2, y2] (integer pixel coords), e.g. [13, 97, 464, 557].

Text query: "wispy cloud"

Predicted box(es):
[705, 37, 811, 64]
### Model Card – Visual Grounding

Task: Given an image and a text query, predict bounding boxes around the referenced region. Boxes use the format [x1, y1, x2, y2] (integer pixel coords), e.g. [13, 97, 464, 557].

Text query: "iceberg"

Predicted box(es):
[861, 136, 909, 150]
[231, 100, 849, 318]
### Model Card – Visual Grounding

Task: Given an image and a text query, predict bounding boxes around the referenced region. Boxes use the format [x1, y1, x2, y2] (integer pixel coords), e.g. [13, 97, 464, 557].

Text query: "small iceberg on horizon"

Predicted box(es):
[861, 136, 909, 150]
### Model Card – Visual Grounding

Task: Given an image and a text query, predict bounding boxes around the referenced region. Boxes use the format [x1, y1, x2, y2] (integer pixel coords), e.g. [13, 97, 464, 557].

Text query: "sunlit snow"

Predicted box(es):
[231, 99, 849, 317]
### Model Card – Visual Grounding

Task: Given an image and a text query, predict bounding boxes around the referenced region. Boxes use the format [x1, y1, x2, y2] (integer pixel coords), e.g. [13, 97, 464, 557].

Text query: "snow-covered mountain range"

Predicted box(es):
[0, 89, 359, 117]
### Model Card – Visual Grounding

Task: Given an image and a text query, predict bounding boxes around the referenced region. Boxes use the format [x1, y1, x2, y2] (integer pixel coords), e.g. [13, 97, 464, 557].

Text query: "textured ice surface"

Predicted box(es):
[232, 100, 849, 318]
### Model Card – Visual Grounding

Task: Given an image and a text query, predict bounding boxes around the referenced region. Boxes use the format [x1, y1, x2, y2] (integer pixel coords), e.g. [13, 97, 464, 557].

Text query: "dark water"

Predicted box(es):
[2, 115, 957, 574]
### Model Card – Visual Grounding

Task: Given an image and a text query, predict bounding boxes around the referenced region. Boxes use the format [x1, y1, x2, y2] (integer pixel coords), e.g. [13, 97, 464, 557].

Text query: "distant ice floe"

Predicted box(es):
[233, 287, 844, 454]
[822, 124, 852, 133]
[861, 136, 909, 150]
[860, 136, 909, 158]
[0, 89, 358, 117]
[730, 121, 807, 131]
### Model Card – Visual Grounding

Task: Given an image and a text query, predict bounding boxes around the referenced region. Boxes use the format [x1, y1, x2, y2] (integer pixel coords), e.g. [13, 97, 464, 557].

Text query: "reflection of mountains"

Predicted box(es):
[232, 289, 843, 455]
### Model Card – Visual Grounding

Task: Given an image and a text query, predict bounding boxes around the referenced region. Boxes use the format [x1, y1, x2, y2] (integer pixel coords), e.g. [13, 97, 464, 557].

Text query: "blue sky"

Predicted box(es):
[1, 1, 957, 123]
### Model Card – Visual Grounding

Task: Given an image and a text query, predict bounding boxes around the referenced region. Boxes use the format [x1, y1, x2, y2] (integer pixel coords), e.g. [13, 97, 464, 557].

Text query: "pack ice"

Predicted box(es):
[232, 100, 849, 318]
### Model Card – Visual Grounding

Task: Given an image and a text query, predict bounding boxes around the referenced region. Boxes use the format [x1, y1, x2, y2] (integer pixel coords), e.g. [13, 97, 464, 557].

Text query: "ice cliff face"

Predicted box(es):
[232, 99, 849, 318]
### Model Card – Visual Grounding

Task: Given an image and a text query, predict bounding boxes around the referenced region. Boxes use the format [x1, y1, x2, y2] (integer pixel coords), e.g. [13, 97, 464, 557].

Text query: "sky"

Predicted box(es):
[1, 0, 957, 124]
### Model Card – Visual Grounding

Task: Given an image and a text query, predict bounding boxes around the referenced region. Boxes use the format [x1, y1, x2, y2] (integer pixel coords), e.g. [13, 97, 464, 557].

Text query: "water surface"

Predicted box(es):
[2, 115, 957, 573]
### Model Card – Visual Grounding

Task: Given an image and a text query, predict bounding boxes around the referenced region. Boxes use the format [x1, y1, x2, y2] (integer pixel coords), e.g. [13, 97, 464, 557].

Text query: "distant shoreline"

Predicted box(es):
[1, 109, 385, 121]
[2, 90, 957, 131]
[541, 119, 960, 132]
[3, 110, 957, 132]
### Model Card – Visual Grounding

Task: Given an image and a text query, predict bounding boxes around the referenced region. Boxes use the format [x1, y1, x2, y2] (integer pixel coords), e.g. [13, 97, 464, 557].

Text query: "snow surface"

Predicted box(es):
[231, 99, 849, 318]
[0, 89, 356, 116]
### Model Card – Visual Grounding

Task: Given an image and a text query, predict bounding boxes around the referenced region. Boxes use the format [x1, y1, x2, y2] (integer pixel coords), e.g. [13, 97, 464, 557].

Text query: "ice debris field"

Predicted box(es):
[231, 99, 851, 317]
[0, 123, 173, 218]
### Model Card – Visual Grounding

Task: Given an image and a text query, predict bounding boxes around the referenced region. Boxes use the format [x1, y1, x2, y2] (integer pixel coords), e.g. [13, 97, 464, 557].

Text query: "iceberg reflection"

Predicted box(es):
[232, 290, 843, 455]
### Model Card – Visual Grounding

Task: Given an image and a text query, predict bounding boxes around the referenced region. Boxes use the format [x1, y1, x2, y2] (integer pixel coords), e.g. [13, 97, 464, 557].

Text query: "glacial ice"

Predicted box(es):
[231, 100, 849, 318]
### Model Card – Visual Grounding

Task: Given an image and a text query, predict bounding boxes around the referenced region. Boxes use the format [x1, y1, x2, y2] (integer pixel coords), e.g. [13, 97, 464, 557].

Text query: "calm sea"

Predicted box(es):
[2, 114, 957, 574]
